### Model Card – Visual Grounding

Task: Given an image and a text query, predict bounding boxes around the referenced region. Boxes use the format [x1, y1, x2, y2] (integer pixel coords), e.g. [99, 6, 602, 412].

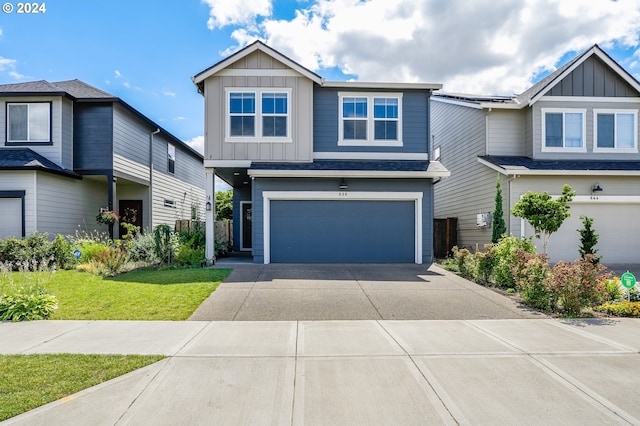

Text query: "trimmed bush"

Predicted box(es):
[493, 236, 536, 288]
[511, 249, 551, 310]
[547, 256, 609, 315]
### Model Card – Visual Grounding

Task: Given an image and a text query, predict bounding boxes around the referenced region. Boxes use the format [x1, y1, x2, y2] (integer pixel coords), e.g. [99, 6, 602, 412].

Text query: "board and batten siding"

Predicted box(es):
[486, 109, 525, 156]
[36, 173, 107, 236]
[0, 171, 36, 235]
[151, 171, 205, 229]
[313, 88, 429, 154]
[531, 99, 640, 160]
[113, 103, 151, 166]
[61, 98, 74, 170]
[203, 73, 314, 163]
[251, 177, 434, 264]
[73, 103, 114, 171]
[431, 99, 498, 250]
[1, 96, 65, 167]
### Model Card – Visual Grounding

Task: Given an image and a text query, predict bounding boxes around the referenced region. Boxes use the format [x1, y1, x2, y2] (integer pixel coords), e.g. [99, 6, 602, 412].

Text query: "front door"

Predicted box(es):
[119, 200, 143, 238]
[241, 201, 252, 250]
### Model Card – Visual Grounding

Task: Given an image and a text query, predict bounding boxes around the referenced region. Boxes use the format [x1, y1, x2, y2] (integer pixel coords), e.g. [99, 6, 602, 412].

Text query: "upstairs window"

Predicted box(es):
[594, 110, 637, 152]
[7, 102, 51, 143]
[226, 89, 291, 142]
[542, 108, 585, 152]
[339, 93, 402, 146]
[167, 143, 175, 174]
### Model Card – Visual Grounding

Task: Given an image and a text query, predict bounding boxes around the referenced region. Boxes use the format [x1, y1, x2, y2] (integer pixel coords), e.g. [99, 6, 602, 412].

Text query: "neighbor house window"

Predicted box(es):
[167, 143, 175, 174]
[594, 109, 638, 152]
[226, 89, 291, 142]
[339, 93, 402, 146]
[542, 109, 586, 151]
[7, 102, 51, 143]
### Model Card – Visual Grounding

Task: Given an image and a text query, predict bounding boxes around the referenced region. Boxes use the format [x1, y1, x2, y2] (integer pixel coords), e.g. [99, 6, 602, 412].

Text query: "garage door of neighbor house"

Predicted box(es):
[0, 197, 23, 238]
[270, 200, 416, 263]
[524, 201, 640, 263]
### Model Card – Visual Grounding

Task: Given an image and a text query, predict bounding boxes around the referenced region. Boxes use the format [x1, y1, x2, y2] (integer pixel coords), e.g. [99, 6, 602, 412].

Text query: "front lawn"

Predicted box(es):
[0, 354, 165, 421]
[47, 268, 231, 320]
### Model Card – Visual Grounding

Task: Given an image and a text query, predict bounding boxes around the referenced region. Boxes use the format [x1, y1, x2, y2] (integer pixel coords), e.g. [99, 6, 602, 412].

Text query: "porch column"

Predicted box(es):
[205, 167, 215, 264]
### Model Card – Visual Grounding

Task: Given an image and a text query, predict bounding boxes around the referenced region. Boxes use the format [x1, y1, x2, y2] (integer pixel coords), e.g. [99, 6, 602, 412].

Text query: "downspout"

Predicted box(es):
[149, 128, 160, 229]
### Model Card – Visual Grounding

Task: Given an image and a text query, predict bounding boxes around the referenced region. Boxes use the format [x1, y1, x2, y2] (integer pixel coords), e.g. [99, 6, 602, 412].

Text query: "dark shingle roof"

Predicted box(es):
[0, 80, 67, 95]
[250, 160, 431, 172]
[0, 148, 81, 178]
[0, 79, 116, 100]
[52, 79, 116, 100]
[479, 155, 640, 172]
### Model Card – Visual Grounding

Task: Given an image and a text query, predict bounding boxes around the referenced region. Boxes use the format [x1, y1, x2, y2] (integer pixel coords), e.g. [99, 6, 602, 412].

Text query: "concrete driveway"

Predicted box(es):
[189, 263, 544, 321]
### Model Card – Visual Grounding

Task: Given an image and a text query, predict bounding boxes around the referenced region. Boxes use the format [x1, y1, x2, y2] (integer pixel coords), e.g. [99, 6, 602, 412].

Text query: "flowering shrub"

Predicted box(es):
[511, 249, 551, 310]
[0, 258, 58, 321]
[548, 256, 609, 315]
[96, 210, 120, 225]
[594, 301, 640, 317]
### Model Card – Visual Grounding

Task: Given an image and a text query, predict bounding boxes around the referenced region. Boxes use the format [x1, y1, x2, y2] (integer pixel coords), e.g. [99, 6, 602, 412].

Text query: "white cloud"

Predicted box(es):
[218, 0, 640, 95]
[114, 70, 122, 78]
[0, 28, 3, 38]
[203, 0, 272, 30]
[163, 88, 176, 97]
[186, 135, 204, 154]
[0, 57, 23, 79]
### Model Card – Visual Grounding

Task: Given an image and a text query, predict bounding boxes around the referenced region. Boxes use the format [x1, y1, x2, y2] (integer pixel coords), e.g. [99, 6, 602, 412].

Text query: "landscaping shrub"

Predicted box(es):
[74, 241, 111, 263]
[154, 225, 177, 264]
[0, 258, 58, 321]
[548, 256, 609, 315]
[594, 301, 640, 317]
[0, 233, 74, 268]
[175, 246, 205, 267]
[126, 230, 159, 264]
[511, 249, 551, 311]
[474, 244, 496, 285]
[51, 234, 75, 269]
[452, 246, 475, 280]
[493, 236, 536, 288]
[603, 277, 624, 302]
[93, 246, 129, 276]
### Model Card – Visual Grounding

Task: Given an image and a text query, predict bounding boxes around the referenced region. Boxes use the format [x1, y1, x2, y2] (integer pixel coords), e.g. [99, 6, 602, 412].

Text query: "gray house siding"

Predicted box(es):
[532, 99, 640, 160]
[113, 103, 151, 166]
[487, 110, 525, 156]
[61, 98, 74, 170]
[73, 103, 114, 171]
[251, 177, 433, 264]
[548, 55, 638, 97]
[313, 88, 429, 154]
[431, 99, 496, 250]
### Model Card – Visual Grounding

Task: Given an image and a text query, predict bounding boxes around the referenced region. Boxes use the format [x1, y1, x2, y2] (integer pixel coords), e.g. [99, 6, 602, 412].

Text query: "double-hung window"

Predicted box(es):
[541, 108, 586, 152]
[226, 89, 291, 142]
[594, 109, 638, 152]
[339, 93, 402, 146]
[7, 102, 51, 144]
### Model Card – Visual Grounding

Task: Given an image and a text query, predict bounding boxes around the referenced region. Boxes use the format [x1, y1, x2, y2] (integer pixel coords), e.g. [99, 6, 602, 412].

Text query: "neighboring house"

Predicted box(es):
[0, 79, 205, 239]
[192, 41, 449, 264]
[431, 44, 640, 263]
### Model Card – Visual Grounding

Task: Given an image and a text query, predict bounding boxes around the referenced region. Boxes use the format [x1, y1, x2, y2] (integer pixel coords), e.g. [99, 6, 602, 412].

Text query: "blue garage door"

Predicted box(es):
[270, 200, 415, 263]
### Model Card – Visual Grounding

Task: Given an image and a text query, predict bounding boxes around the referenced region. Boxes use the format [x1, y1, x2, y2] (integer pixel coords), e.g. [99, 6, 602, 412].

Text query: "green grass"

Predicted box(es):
[0, 353, 165, 421]
[46, 268, 232, 320]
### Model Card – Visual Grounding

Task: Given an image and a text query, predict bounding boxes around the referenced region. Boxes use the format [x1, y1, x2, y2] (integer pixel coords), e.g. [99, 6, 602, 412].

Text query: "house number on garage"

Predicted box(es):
[338, 192, 348, 197]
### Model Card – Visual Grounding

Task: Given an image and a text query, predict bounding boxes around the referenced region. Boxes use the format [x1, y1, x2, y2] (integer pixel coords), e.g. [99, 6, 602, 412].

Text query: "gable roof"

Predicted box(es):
[0, 79, 203, 160]
[433, 44, 640, 109]
[192, 40, 324, 92]
[0, 148, 81, 178]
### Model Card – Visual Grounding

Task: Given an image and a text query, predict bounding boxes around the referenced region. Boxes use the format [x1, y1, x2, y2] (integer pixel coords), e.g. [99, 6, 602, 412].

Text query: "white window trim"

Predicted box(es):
[593, 109, 638, 153]
[262, 191, 422, 264]
[7, 102, 51, 143]
[541, 108, 587, 153]
[338, 92, 403, 147]
[224, 88, 292, 143]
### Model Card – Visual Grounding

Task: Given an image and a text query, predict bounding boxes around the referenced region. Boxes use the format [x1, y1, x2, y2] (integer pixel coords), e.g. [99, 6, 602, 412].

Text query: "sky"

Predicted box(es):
[2, 0, 640, 162]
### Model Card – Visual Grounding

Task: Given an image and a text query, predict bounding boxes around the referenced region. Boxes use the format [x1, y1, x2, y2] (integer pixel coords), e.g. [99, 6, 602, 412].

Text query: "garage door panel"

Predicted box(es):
[270, 200, 415, 263]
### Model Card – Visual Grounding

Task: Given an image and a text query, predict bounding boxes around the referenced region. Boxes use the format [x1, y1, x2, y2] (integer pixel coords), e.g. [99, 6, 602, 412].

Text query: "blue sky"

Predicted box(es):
[2, 0, 640, 155]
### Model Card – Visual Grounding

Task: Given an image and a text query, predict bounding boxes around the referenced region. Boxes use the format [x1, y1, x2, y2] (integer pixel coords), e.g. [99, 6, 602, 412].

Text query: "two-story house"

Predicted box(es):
[0, 79, 205, 239]
[193, 41, 449, 264]
[431, 44, 640, 263]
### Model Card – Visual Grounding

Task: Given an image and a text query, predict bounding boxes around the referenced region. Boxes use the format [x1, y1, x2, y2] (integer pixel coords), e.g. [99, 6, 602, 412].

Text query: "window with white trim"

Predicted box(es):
[541, 108, 586, 151]
[226, 89, 291, 142]
[7, 102, 51, 143]
[594, 109, 638, 152]
[339, 92, 402, 146]
[167, 143, 176, 174]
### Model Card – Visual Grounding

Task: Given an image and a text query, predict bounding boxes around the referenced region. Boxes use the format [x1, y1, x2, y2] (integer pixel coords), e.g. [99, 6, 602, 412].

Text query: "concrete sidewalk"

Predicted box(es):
[2, 318, 640, 425]
[189, 263, 545, 321]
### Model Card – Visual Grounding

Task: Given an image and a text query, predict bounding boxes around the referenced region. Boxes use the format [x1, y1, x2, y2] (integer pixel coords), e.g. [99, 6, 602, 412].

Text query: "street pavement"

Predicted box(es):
[1, 263, 640, 425]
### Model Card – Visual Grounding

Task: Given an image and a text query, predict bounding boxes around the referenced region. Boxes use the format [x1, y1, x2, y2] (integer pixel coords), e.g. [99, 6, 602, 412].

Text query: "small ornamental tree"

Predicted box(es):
[511, 184, 575, 254]
[492, 175, 507, 243]
[578, 215, 600, 264]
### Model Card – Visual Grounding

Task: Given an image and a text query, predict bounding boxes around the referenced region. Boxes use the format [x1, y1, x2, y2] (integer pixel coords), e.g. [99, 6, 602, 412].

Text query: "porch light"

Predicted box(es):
[205, 201, 212, 211]
[591, 182, 603, 193]
[339, 178, 348, 191]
